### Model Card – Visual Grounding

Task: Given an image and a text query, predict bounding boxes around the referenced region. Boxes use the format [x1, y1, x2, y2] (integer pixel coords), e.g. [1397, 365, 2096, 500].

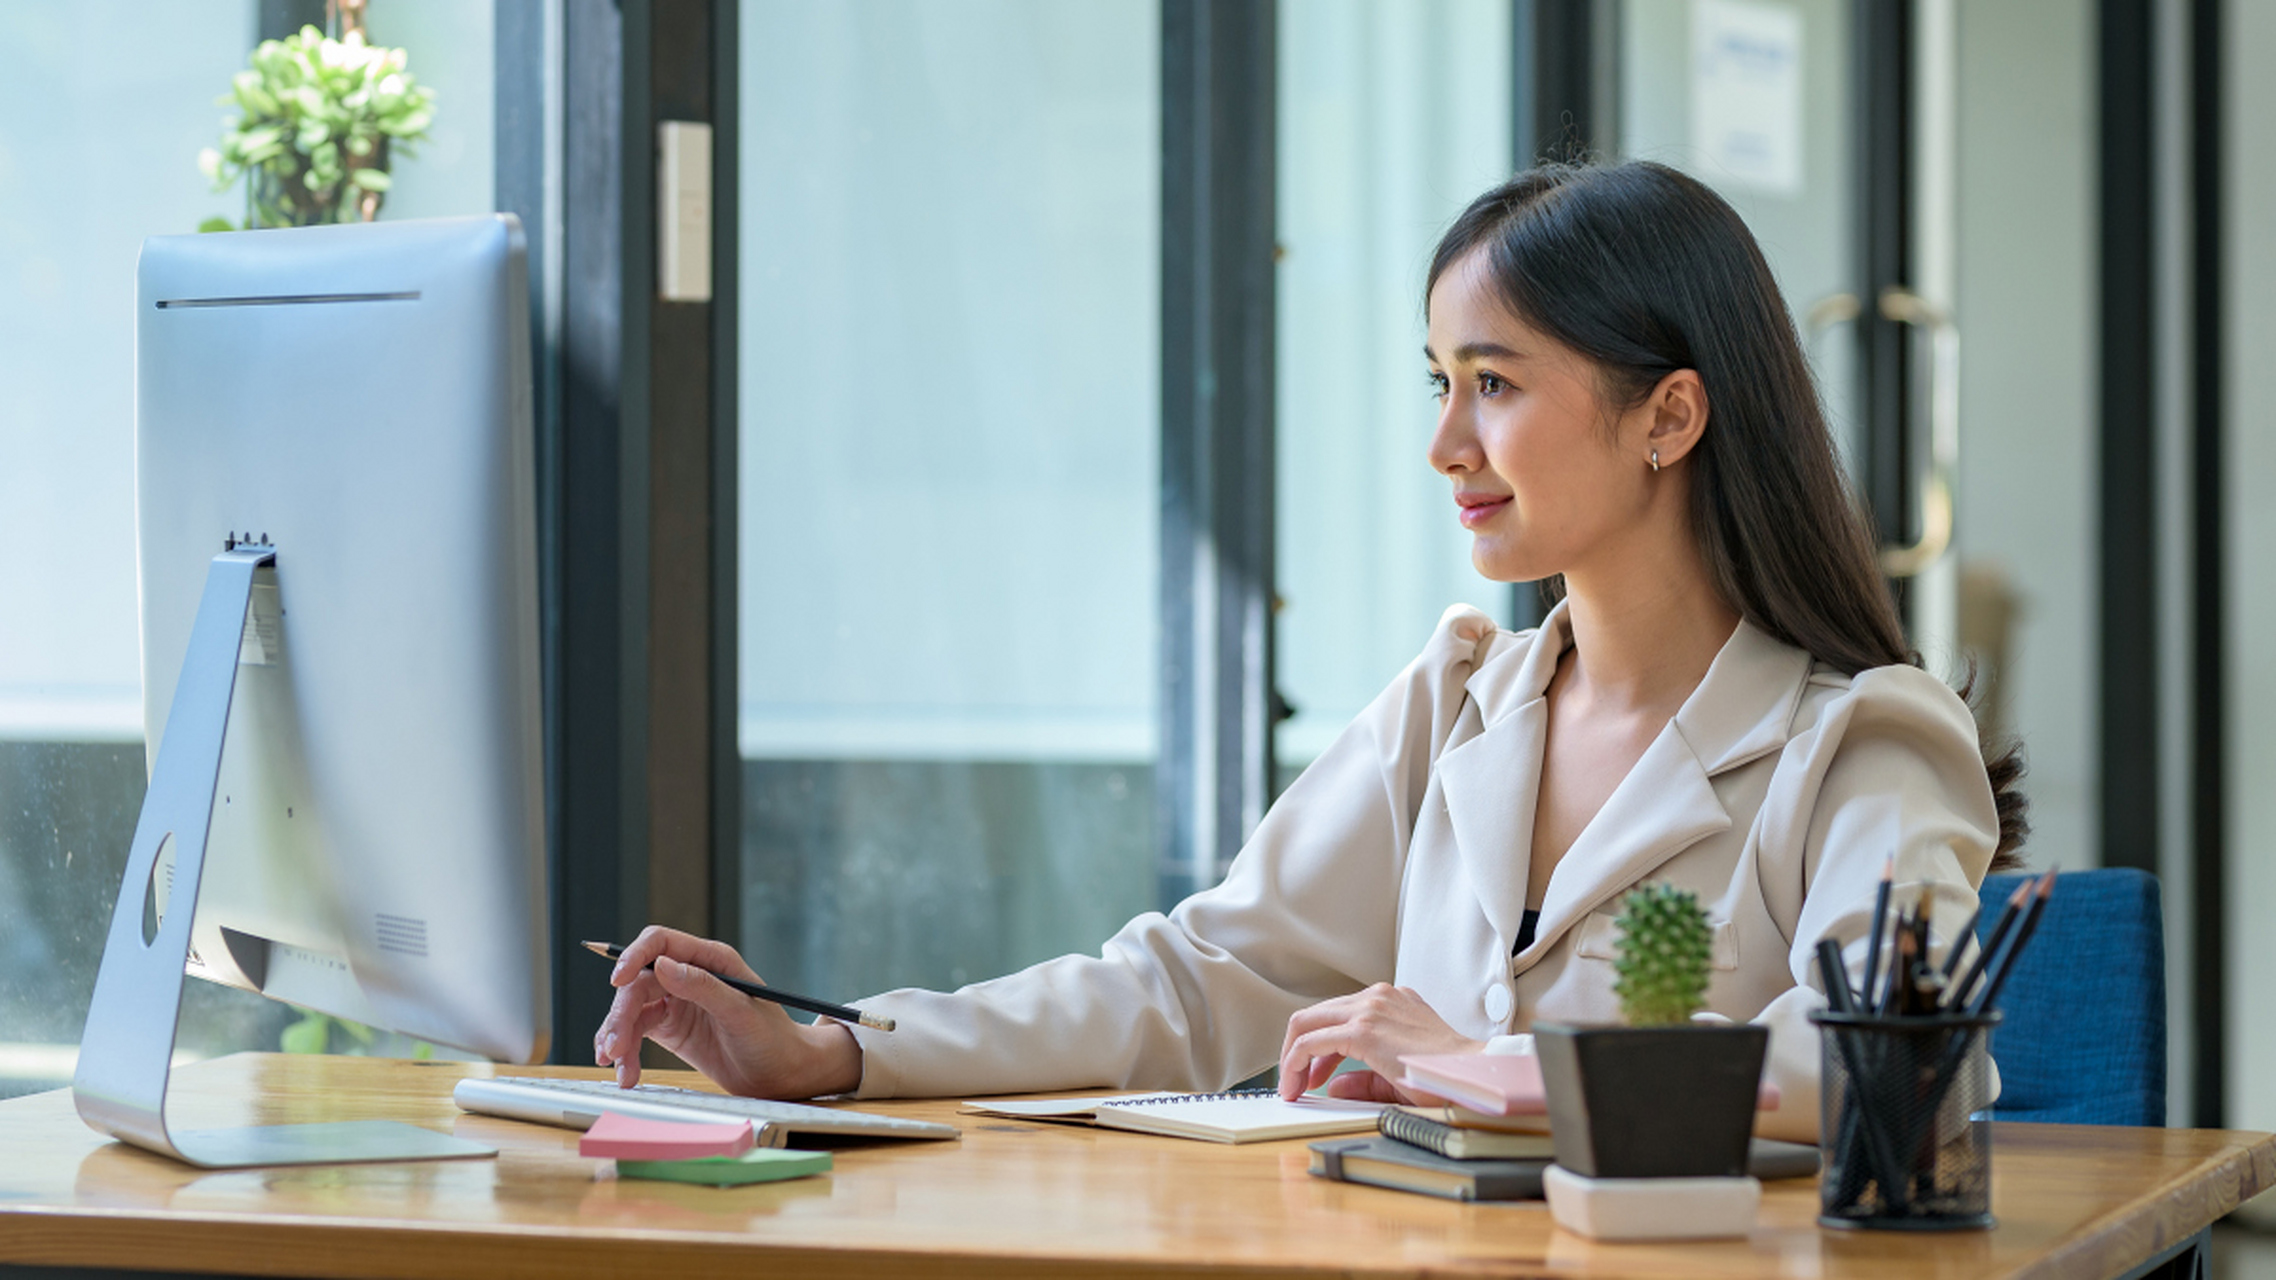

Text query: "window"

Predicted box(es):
[1273, 0, 1518, 773]
[736, 0, 1160, 998]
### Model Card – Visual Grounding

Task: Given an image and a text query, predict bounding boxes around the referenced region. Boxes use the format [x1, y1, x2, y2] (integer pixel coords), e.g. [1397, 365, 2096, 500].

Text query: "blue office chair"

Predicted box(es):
[1974, 868, 2166, 1126]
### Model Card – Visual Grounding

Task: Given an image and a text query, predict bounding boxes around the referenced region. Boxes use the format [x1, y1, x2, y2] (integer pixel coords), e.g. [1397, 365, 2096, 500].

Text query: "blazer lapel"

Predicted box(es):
[1433, 606, 1571, 954]
[1430, 606, 1815, 968]
[1437, 700, 1548, 953]
[1519, 617, 1810, 964]
[1524, 725, 1732, 963]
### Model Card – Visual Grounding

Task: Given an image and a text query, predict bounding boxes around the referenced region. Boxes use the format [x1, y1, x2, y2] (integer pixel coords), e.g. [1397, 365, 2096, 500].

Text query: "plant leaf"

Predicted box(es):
[280, 1012, 329, 1055]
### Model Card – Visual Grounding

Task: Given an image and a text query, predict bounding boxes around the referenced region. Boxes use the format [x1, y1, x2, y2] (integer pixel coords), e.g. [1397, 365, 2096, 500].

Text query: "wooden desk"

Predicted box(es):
[1, 1054, 2268, 1279]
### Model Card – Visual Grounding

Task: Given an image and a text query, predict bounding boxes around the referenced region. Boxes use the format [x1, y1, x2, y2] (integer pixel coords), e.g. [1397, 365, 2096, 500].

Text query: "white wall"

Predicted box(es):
[2223, 0, 2276, 1135]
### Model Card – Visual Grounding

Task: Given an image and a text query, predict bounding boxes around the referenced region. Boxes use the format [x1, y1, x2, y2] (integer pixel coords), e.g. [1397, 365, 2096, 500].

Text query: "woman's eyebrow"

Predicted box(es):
[1422, 341, 1528, 364]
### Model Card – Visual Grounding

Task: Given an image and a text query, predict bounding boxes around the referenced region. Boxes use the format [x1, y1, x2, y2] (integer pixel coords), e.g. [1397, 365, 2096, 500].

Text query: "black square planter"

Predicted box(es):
[1534, 1022, 1769, 1178]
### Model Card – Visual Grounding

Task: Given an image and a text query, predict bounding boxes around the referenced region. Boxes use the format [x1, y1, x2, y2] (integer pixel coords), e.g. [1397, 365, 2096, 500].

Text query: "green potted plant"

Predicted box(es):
[1534, 883, 1768, 1178]
[197, 16, 435, 231]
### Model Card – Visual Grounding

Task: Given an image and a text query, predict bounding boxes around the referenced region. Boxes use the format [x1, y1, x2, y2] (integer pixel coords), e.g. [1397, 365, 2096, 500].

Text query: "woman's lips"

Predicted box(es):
[1456, 494, 1511, 529]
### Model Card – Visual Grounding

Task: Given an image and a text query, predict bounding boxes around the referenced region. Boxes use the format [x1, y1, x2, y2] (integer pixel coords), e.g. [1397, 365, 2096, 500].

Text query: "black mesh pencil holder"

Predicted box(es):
[1812, 1009, 2000, 1231]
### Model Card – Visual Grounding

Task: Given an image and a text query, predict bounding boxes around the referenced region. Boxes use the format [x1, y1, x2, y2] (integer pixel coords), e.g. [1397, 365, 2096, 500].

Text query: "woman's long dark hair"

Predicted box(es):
[1429, 161, 2027, 867]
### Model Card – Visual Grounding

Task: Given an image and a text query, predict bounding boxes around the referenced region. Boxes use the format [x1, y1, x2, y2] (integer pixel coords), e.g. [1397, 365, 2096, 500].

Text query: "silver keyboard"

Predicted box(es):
[453, 1074, 960, 1146]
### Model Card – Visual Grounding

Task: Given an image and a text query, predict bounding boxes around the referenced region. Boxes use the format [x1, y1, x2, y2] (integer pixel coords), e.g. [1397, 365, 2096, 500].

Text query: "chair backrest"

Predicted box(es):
[1976, 868, 2165, 1126]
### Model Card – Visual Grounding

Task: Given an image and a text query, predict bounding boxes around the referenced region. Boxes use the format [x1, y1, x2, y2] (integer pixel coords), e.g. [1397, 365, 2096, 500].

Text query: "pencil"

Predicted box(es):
[1964, 871, 2056, 1017]
[1814, 937, 1856, 1013]
[1861, 855, 1894, 1018]
[1948, 878, 2030, 1010]
[1880, 916, 1917, 1015]
[583, 940, 896, 1032]
[1938, 903, 1983, 980]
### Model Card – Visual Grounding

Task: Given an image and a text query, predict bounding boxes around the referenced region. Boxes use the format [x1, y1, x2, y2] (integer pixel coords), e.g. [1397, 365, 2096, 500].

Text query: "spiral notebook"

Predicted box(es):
[961, 1089, 1386, 1144]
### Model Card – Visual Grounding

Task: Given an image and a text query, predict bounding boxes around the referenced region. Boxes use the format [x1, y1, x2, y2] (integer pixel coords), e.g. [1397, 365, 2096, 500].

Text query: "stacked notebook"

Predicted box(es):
[1307, 1053, 1815, 1203]
[1307, 1055, 1561, 1201]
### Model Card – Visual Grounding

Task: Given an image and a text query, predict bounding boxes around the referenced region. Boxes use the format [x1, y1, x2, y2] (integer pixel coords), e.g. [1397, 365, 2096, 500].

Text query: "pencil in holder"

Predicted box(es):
[1811, 1009, 2000, 1231]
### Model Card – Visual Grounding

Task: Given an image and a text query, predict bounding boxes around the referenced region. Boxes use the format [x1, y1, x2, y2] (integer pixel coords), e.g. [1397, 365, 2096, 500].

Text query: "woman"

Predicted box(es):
[594, 162, 2026, 1143]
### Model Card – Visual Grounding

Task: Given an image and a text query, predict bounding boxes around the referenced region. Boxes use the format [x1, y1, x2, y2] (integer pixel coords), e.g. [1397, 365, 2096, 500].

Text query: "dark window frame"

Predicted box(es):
[1159, 0, 1279, 905]
[498, 0, 737, 1060]
[2185, 0, 2225, 1132]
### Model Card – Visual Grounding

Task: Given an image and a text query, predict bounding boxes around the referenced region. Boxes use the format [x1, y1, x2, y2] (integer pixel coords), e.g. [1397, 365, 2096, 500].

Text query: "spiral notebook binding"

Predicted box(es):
[1098, 1088, 1280, 1108]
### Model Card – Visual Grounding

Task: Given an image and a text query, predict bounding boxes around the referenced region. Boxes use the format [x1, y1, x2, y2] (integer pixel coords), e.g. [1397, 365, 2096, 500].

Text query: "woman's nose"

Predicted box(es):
[1428, 401, 1480, 475]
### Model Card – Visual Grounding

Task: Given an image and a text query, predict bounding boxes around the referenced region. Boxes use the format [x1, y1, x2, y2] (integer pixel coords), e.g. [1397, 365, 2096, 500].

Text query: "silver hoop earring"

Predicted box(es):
[1650, 449, 1661, 473]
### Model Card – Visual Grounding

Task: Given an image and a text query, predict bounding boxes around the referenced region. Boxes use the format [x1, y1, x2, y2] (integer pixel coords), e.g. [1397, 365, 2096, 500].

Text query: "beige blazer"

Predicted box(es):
[849, 602, 2001, 1142]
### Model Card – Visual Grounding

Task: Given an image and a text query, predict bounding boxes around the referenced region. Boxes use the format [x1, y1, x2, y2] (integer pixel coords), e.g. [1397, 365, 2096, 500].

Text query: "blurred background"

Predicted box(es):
[0, 1, 2265, 1250]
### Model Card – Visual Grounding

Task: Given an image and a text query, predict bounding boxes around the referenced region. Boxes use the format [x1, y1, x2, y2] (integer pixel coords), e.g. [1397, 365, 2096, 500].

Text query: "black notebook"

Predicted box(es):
[1309, 1137, 1547, 1201]
[1310, 1136, 1823, 1203]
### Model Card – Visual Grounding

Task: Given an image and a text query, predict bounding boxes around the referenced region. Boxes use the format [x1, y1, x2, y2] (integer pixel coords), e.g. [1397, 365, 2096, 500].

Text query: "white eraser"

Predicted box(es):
[1543, 1164, 1762, 1241]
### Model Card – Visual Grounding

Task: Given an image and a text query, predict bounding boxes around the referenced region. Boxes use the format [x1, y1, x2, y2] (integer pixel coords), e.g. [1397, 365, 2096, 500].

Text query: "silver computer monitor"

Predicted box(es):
[128, 215, 549, 1066]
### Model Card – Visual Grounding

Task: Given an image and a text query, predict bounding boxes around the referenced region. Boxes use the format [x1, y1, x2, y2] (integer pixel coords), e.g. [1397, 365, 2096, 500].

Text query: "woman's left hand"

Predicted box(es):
[1276, 983, 1485, 1102]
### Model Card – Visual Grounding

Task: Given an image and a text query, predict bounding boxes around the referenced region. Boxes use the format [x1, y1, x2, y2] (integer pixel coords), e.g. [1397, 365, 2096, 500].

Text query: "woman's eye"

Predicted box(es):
[1427, 371, 1449, 401]
[1477, 372, 1508, 397]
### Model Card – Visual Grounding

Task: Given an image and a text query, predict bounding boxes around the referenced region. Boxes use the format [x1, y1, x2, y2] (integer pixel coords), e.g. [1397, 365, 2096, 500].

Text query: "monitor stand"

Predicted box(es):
[71, 544, 496, 1169]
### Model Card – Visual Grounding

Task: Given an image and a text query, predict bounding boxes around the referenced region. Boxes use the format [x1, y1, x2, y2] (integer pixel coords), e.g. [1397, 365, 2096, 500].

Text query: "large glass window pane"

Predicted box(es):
[738, 1, 1159, 998]
[0, 2, 494, 1097]
[1274, 0, 1516, 772]
[0, 0, 272, 1099]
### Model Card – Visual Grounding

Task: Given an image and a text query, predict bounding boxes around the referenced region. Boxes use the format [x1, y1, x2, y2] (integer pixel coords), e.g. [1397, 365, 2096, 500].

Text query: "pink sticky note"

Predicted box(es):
[577, 1110, 756, 1161]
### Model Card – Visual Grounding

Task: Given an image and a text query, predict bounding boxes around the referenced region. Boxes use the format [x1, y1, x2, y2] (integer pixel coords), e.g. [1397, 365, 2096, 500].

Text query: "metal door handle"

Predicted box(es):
[1803, 288, 1959, 579]
[1875, 288, 1958, 578]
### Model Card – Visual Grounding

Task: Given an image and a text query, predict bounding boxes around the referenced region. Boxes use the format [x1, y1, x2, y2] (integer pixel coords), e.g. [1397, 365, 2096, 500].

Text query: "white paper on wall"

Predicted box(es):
[1690, 0, 1804, 195]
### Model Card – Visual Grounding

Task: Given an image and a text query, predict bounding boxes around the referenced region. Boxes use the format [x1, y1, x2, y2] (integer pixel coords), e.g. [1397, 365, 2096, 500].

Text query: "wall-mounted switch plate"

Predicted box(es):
[658, 120, 712, 303]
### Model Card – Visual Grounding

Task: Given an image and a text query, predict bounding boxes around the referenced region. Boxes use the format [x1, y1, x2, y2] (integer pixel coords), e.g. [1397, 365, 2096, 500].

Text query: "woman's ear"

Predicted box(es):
[1640, 368, 1710, 469]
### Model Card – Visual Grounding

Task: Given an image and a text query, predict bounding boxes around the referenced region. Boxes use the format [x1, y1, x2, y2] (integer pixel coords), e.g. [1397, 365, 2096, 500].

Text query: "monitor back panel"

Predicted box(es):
[135, 216, 547, 1064]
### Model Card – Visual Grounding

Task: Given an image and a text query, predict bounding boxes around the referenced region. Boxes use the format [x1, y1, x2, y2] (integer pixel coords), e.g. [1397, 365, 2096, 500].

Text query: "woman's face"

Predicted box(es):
[1424, 249, 1658, 585]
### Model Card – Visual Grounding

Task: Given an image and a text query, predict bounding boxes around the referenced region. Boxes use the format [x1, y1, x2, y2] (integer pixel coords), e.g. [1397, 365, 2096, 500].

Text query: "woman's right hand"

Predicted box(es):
[592, 925, 863, 1098]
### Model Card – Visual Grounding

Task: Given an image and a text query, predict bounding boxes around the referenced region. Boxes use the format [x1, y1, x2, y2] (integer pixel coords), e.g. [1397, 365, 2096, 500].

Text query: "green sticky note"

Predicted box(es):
[617, 1147, 833, 1187]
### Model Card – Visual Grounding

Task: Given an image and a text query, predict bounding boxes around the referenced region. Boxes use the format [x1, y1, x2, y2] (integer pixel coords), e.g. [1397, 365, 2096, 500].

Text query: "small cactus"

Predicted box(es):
[1611, 883, 1714, 1026]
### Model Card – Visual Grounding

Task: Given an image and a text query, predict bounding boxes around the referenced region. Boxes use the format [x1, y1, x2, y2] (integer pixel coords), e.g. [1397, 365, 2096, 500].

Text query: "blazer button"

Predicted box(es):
[1485, 982, 1514, 1024]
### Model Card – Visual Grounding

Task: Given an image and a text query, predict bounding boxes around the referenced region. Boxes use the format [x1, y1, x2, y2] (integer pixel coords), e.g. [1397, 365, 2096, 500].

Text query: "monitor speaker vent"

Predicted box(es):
[375, 913, 429, 958]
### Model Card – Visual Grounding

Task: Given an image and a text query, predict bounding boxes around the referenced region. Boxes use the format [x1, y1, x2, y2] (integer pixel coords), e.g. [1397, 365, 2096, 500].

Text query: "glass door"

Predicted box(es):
[1616, 0, 1863, 485]
[1608, 0, 2101, 879]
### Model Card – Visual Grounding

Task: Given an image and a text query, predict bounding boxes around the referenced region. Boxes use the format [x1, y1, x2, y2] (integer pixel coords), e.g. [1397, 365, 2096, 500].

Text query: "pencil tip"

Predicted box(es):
[2036, 871, 2056, 897]
[580, 940, 611, 956]
[1881, 854, 1894, 879]
[2007, 880, 2030, 905]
